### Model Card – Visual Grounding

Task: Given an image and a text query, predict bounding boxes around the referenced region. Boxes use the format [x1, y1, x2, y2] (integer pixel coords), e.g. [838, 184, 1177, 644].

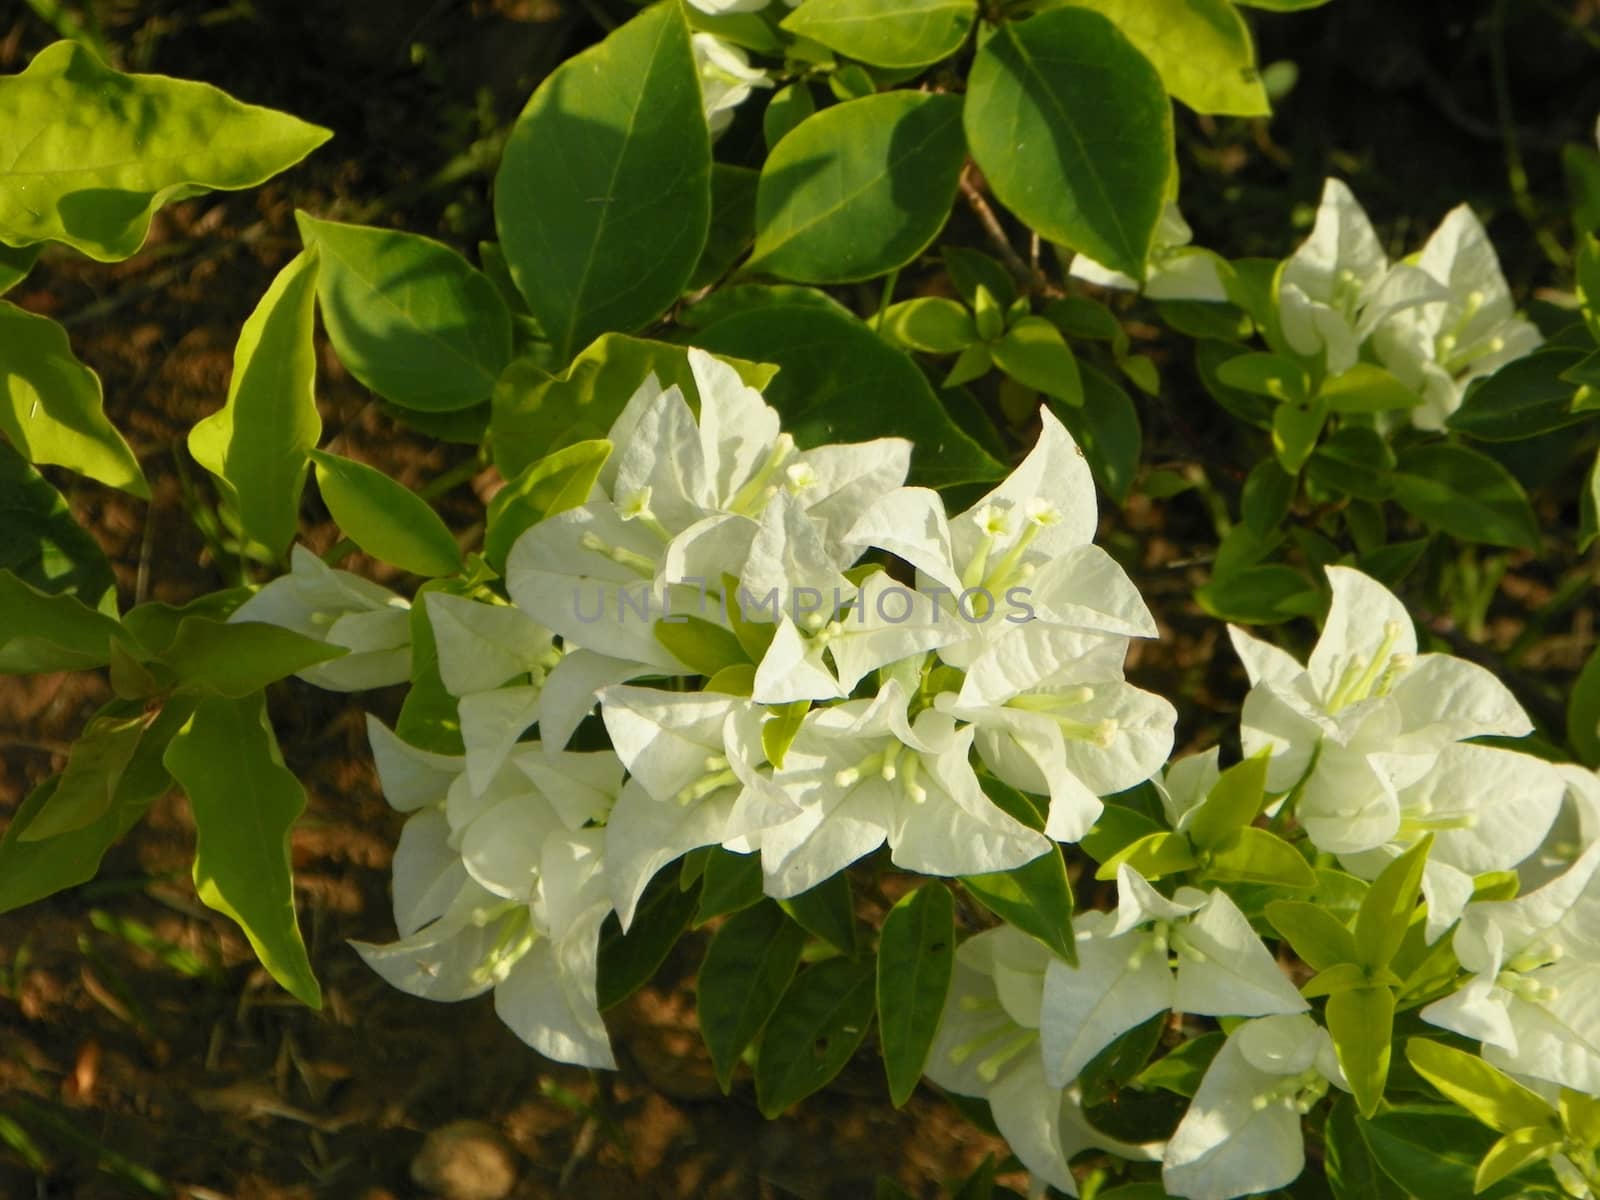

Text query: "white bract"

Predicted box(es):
[1039, 866, 1306, 1087]
[924, 925, 1164, 1195]
[229, 543, 412, 690]
[1163, 1014, 1347, 1200]
[1423, 841, 1600, 1093]
[1372, 204, 1543, 430]
[1276, 178, 1444, 375]
[691, 32, 771, 135]
[1230, 565, 1530, 855]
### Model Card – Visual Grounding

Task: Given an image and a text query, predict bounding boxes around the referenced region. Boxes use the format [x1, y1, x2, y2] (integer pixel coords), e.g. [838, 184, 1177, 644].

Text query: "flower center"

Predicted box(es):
[579, 530, 657, 578]
[470, 904, 536, 987]
[674, 756, 738, 807]
[728, 433, 796, 516]
[1325, 620, 1411, 712]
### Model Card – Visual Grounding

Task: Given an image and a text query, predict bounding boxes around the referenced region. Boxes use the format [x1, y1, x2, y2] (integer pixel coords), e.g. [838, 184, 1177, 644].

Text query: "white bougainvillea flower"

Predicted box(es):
[229, 544, 411, 690]
[1230, 565, 1531, 855]
[1069, 203, 1228, 302]
[1040, 866, 1307, 1087]
[1422, 840, 1600, 1093]
[685, 0, 769, 17]
[691, 32, 771, 135]
[1162, 1014, 1347, 1200]
[745, 680, 1049, 897]
[1154, 747, 1222, 832]
[751, 569, 959, 705]
[1339, 743, 1565, 941]
[599, 686, 792, 926]
[1373, 204, 1543, 430]
[1520, 766, 1600, 892]
[924, 925, 1164, 1195]
[424, 591, 558, 698]
[941, 625, 1176, 843]
[1276, 178, 1445, 374]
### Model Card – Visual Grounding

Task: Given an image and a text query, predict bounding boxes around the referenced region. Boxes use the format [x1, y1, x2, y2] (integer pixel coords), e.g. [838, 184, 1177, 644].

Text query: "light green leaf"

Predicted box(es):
[654, 614, 748, 677]
[493, 2, 710, 358]
[1569, 644, 1600, 767]
[1390, 444, 1540, 551]
[187, 248, 321, 560]
[0, 439, 115, 607]
[1187, 748, 1269, 850]
[1354, 835, 1432, 970]
[877, 882, 955, 1107]
[294, 212, 512, 412]
[965, 8, 1172, 278]
[0, 568, 127, 673]
[490, 334, 775, 481]
[18, 705, 149, 841]
[0, 301, 146, 497]
[395, 579, 464, 755]
[760, 700, 808, 770]
[748, 92, 966, 284]
[1321, 362, 1422, 413]
[1476, 1126, 1565, 1195]
[697, 899, 807, 1091]
[0, 41, 330, 260]
[692, 304, 1005, 488]
[1271, 396, 1327, 472]
[158, 616, 347, 697]
[1301, 960, 1372, 999]
[163, 693, 321, 1007]
[780, 0, 977, 68]
[308, 449, 461, 577]
[755, 957, 875, 1117]
[1266, 898, 1357, 970]
[483, 439, 612, 573]
[1328, 984, 1395, 1118]
[879, 297, 978, 354]
[1062, 0, 1269, 116]
[990, 315, 1083, 403]
[1405, 1039, 1557, 1135]
[1093, 830, 1199, 880]
[1206, 826, 1316, 887]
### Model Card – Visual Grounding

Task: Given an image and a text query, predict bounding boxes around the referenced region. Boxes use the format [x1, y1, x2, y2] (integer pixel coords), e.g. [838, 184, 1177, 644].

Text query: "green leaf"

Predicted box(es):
[1266, 898, 1357, 970]
[1048, 364, 1139, 505]
[696, 848, 765, 924]
[163, 693, 321, 1007]
[1569, 644, 1600, 767]
[1207, 826, 1316, 887]
[965, 8, 1172, 278]
[991, 315, 1083, 403]
[0, 699, 190, 914]
[493, 2, 710, 358]
[1476, 1126, 1565, 1194]
[654, 614, 749, 677]
[748, 92, 966, 284]
[697, 899, 807, 1091]
[158, 616, 347, 697]
[691, 164, 761, 290]
[1359, 1107, 1563, 1200]
[1308, 426, 1396, 502]
[308, 449, 460, 577]
[693, 304, 1005, 488]
[879, 297, 978, 354]
[1321, 362, 1421, 414]
[1134, 1031, 1225, 1097]
[0, 301, 147, 497]
[754, 957, 875, 1117]
[0, 41, 330, 260]
[1195, 562, 1321, 625]
[1328, 984, 1395, 1118]
[961, 843, 1077, 963]
[1447, 348, 1590, 441]
[760, 700, 809, 770]
[595, 869, 701, 1009]
[1186, 749, 1268, 850]
[1404, 1038, 1557, 1135]
[483, 439, 612, 573]
[1216, 351, 1308, 400]
[0, 568, 127, 673]
[764, 83, 816, 150]
[1063, 0, 1269, 116]
[394, 580, 463, 755]
[780, 0, 976, 68]
[679, 281, 854, 330]
[1325, 1094, 1409, 1200]
[877, 882, 956, 1107]
[0, 243, 39, 295]
[1582, 450, 1600, 555]
[1390, 445, 1540, 551]
[1079, 801, 1167, 864]
[18, 705, 149, 841]
[1354, 835, 1431, 970]
[0, 439, 115, 607]
[1272, 396, 1327, 472]
[1093, 830, 1199, 881]
[294, 212, 512, 412]
[944, 246, 1017, 308]
[1241, 458, 1294, 535]
[187, 248, 321, 560]
[779, 871, 856, 957]
[490, 334, 776, 480]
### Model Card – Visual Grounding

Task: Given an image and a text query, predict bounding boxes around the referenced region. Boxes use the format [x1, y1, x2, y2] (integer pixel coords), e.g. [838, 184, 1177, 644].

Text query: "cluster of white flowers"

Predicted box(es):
[1278, 178, 1543, 429]
[232, 349, 1600, 1198]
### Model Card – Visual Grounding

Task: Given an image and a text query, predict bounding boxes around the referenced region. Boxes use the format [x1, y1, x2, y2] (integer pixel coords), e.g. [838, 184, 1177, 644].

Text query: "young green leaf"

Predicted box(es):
[483, 439, 613, 572]
[748, 92, 967, 284]
[697, 900, 807, 1091]
[1404, 1039, 1557, 1135]
[295, 213, 512, 412]
[163, 693, 321, 1008]
[188, 249, 321, 561]
[1093, 830, 1199, 880]
[0, 41, 330, 260]
[493, 2, 711, 358]
[990, 316, 1083, 404]
[877, 882, 956, 1107]
[1475, 1126, 1566, 1195]
[1354, 834, 1432, 970]
[779, 0, 977, 69]
[0, 302, 147, 497]
[878, 297, 979, 355]
[308, 450, 461, 578]
[755, 957, 876, 1117]
[965, 8, 1172, 278]
[1187, 749, 1269, 850]
[1327, 984, 1395, 1118]
[0, 569, 128, 674]
[1206, 827, 1317, 888]
[1266, 898, 1358, 971]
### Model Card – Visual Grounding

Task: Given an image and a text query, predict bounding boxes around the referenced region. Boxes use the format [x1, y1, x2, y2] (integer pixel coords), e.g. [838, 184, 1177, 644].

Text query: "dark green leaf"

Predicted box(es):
[697, 899, 807, 1090]
[780, 0, 976, 68]
[159, 616, 347, 697]
[1325, 1094, 1409, 1200]
[961, 843, 1076, 963]
[1390, 445, 1539, 551]
[0, 568, 127, 673]
[0, 440, 115, 607]
[779, 871, 856, 957]
[596, 869, 701, 1009]
[696, 848, 766, 924]
[877, 882, 955, 1107]
[1448, 349, 1589, 441]
[754, 957, 875, 1116]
